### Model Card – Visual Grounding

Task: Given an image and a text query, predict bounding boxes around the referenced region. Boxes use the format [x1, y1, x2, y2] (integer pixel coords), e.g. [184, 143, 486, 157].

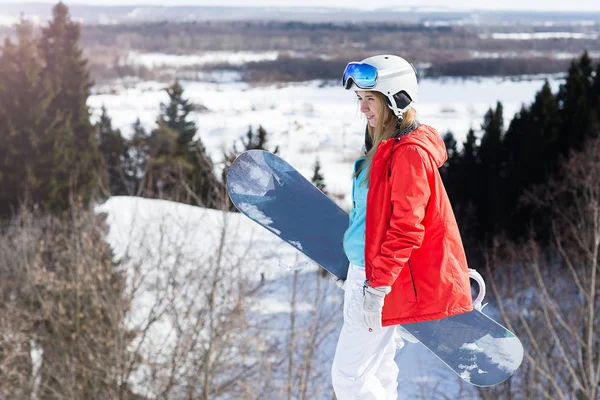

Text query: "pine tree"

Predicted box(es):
[461, 129, 478, 169]
[502, 81, 561, 239]
[97, 106, 130, 195]
[477, 102, 504, 239]
[590, 61, 600, 133]
[37, 2, 106, 212]
[187, 140, 224, 208]
[0, 20, 58, 217]
[241, 125, 279, 154]
[161, 80, 197, 154]
[451, 128, 481, 255]
[557, 51, 594, 153]
[145, 82, 223, 207]
[311, 157, 327, 194]
[451, 128, 479, 237]
[440, 131, 459, 203]
[128, 118, 149, 196]
[142, 119, 192, 200]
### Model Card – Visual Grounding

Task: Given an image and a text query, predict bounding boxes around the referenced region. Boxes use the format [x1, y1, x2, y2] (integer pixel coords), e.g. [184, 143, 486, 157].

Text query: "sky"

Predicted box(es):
[1, 0, 600, 12]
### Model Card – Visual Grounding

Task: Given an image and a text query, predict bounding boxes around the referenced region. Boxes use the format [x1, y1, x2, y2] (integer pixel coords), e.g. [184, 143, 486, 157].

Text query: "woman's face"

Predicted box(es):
[356, 91, 381, 128]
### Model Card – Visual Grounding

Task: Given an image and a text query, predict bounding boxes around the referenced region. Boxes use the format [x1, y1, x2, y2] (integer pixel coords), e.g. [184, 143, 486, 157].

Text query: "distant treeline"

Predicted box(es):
[426, 57, 572, 78]
[73, 19, 600, 82]
[246, 20, 452, 33]
[3, 12, 594, 82]
[201, 56, 572, 83]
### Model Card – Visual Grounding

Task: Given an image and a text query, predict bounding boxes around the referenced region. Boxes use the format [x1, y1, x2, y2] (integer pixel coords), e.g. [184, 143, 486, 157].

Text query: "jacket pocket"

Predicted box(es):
[400, 261, 418, 303]
[407, 261, 418, 298]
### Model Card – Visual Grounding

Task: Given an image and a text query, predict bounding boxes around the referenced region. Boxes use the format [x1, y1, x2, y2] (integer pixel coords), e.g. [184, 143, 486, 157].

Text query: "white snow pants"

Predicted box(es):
[332, 264, 398, 400]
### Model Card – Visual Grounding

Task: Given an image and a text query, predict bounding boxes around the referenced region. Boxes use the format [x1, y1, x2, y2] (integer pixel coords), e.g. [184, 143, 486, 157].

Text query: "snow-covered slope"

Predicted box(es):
[96, 196, 478, 398]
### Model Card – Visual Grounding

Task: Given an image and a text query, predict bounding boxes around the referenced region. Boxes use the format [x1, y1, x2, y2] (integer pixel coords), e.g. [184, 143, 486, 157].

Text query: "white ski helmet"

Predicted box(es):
[343, 54, 418, 118]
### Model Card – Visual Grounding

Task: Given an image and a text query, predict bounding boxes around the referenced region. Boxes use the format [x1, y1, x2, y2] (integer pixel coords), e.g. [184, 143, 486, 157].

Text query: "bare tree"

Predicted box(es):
[0, 204, 136, 399]
[280, 264, 341, 400]
[484, 133, 600, 399]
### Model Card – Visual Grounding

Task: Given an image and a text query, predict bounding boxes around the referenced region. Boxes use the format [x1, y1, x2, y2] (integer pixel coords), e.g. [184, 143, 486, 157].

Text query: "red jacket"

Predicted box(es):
[365, 124, 473, 325]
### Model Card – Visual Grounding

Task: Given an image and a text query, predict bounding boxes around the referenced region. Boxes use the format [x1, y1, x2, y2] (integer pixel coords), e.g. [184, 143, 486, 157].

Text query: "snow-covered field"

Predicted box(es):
[482, 32, 599, 40]
[124, 50, 280, 68]
[89, 75, 563, 210]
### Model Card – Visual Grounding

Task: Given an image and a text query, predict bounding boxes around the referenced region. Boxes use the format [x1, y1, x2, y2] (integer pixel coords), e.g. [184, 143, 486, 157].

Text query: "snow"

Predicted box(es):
[88, 75, 563, 210]
[469, 50, 600, 59]
[96, 196, 481, 397]
[482, 32, 599, 40]
[238, 203, 279, 232]
[0, 15, 18, 26]
[476, 334, 524, 373]
[125, 50, 280, 68]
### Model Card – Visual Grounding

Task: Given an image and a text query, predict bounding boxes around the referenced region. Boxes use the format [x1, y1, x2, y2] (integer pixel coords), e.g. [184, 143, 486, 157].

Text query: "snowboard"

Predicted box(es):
[227, 149, 523, 387]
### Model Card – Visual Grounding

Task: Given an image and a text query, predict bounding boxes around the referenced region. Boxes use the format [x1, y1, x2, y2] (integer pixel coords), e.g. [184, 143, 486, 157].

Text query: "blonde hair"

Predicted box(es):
[356, 91, 417, 186]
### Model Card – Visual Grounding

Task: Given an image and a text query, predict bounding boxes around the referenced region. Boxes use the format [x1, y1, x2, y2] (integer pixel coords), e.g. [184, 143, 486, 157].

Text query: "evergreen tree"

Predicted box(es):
[161, 80, 197, 154]
[97, 106, 130, 195]
[241, 125, 279, 154]
[128, 118, 149, 196]
[0, 20, 58, 217]
[145, 82, 223, 207]
[590, 61, 600, 131]
[440, 131, 457, 175]
[441, 52, 599, 249]
[557, 51, 594, 152]
[142, 119, 192, 200]
[311, 157, 327, 194]
[477, 102, 504, 239]
[37, 2, 106, 212]
[187, 140, 224, 208]
[440, 131, 459, 202]
[461, 129, 478, 169]
[453, 128, 480, 239]
[443, 131, 458, 160]
[502, 82, 561, 239]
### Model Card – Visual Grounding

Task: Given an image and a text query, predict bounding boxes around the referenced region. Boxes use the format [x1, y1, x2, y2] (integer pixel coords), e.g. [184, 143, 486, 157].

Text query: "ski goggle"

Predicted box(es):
[342, 62, 378, 89]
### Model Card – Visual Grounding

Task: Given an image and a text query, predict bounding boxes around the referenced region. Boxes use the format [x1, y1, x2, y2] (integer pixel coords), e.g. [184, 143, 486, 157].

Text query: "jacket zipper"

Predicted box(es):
[407, 261, 418, 298]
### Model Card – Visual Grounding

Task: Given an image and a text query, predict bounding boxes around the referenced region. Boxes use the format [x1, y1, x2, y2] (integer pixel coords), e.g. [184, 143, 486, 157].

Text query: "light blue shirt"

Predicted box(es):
[343, 158, 369, 268]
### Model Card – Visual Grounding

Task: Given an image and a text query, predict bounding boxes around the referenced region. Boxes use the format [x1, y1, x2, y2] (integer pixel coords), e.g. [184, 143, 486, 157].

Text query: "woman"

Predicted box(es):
[331, 55, 473, 399]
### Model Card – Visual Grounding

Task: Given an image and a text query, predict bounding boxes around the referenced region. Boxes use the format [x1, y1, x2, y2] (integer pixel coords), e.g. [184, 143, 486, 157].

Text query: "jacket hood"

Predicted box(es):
[395, 124, 447, 168]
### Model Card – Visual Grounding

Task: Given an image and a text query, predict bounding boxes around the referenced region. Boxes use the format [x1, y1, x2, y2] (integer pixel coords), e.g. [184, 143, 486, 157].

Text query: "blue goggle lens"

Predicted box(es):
[342, 62, 378, 89]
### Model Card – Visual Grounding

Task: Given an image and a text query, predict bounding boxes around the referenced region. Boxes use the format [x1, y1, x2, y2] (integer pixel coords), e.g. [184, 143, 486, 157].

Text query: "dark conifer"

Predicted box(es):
[97, 106, 130, 195]
[311, 157, 327, 194]
[0, 20, 58, 217]
[477, 102, 504, 239]
[146, 82, 223, 207]
[161, 80, 198, 154]
[38, 2, 106, 211]
[128, 118, 149, 195]
[142, 119, 191, 200]
[557, 51, 594, 152]
[440, 131, 458, 201]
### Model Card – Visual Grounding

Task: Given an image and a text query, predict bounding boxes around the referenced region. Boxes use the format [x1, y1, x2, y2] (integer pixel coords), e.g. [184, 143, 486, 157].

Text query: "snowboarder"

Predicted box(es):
[332, 54, 474, 399]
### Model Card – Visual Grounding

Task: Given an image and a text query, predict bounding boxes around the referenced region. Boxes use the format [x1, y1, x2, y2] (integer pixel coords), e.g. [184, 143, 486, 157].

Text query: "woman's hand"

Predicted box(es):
[362, 281, 391, 332]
